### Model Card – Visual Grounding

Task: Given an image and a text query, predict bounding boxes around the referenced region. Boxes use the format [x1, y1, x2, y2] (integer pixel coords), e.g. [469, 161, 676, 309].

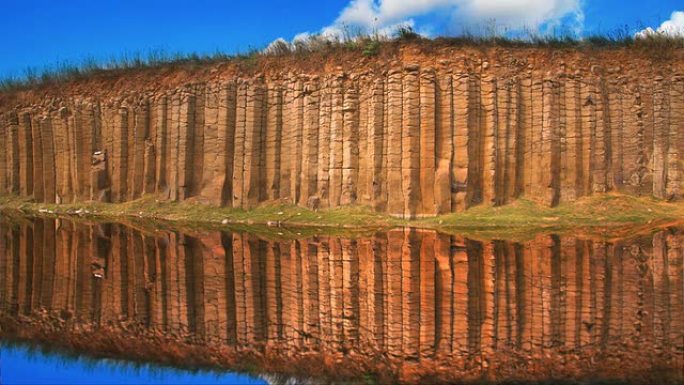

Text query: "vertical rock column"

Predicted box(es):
[300, 78, 320, 208]
[221, 82, 238, 207]
[402, 65, 421, 219]
[177, 93, 197, 201]
[31, 113, 45, 202]
[0, 115, 7, 194]
[6, 112, 20, 194]
[341, 82, 359, 206]
[131, 99, 149, 200]
[480, 75, 498, 205]
[608, 82, 624, 192]
[356, 78, 371, 207]
[153, 96, 169, 199]
[435, 71, 453, 214]
[561, 78, 582, 202]
[52, 107, 73, 203]
[289, 79, 304, 206]
[317, 77, 332, 209]
[653, 77, 669, 200]
[466, 75, 483, 207]
[329, 75, 345, 208]
[592, 78, 609, 193]
[386, 69, 403, 216]
[265, 81, 283, 202]
[243, 81, 266, 209]
[419, 69, 437, 216]
[667, 77, 683, 199]
[452, 74, 470, 211]
[39, 116, 57, 203]
[200, 84, 220, 203]
[370, 78, 387, 212]
[541, 79, 561, 206]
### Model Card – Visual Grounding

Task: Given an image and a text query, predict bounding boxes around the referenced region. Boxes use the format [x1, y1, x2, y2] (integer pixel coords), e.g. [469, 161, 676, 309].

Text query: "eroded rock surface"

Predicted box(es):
[1, 50, 683, 217]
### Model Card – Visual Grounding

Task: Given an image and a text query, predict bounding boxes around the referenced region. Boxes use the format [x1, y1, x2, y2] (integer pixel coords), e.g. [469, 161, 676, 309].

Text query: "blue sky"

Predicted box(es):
[1, 0, 683, 78]
[0, 345, 265, 385]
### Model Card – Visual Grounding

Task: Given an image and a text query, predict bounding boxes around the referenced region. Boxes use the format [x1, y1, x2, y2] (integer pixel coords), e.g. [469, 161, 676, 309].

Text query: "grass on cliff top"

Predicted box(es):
[1, 24, 683, 93]
[1, 193, 682, 240]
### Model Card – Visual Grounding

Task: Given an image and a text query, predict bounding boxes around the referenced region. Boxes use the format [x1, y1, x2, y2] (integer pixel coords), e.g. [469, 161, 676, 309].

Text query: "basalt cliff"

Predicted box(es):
[0, 44, 683, 218]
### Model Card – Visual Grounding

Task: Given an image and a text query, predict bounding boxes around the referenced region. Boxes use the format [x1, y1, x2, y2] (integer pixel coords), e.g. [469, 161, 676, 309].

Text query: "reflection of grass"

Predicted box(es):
[1, 193, 682, 239]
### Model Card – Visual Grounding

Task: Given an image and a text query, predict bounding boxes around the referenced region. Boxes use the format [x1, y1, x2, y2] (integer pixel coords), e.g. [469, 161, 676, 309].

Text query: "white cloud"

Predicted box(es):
[636, 11, 684, 38]
[328, 0, 583, 37]
[267, 0, 584, 48]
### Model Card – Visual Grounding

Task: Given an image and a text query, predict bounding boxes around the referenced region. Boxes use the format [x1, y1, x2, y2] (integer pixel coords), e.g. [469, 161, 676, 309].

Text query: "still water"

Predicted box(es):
[0, 216, 682, 384]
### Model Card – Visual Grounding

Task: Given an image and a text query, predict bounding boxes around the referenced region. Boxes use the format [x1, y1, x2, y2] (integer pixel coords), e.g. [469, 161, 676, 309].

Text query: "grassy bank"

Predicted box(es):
[1, 193, 682, 239]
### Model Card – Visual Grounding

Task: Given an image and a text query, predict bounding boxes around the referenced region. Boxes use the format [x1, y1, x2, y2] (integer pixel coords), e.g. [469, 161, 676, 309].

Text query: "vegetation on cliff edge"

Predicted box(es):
[1, 25, 683, 93]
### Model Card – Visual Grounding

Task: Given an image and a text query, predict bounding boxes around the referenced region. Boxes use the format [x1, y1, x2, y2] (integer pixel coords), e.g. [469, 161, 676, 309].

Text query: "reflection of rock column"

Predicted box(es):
[302, 239, 320, 345]
[434, 233, 452, 354]
[0, 225, 9, 308]
[316, 238, 332, 347]
[329, 238, 344, 350]
[419, 230, 436, 357]
[562, 237, 579, 349]
[342, 239, 359, 347]
[466, 239, 484, 353]
[452, 236, 469, 353]
[265, 240, 282, 344]
[40, 219, 57, 309]
[200, 234, 226, 342]
[386, 229, 403, 356]
[402, 229, 420, 357]
[232, 234, 247, 344]
[665, 231, 683, 344]
[357, 236, 375, 348]
[221, 233, 237, 344]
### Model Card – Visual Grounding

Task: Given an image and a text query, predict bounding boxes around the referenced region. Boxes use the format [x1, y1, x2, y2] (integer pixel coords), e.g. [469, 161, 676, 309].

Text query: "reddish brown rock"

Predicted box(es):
[0, 53, 682, 214]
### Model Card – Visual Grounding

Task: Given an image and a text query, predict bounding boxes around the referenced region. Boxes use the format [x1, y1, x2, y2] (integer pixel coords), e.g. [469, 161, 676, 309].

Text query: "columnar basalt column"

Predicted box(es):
[341, 82, 359, 206]
[0, 57, 682, 215]
[402, 65, 421, 219]
[329, 75, 345, 208]
[435, 71, 453, 214]
[419, 69, 437, 216]
[6, 112, 20, 194]
[300, 78, 320, 208]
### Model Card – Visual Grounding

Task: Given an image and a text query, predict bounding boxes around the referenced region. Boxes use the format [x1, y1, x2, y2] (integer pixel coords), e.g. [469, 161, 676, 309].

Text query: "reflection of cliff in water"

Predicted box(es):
[0, 217, 682, 384]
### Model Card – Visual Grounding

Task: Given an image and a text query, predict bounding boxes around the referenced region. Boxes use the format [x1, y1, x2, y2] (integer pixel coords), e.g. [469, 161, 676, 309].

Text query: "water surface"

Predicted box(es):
[0, 216, 682, 384]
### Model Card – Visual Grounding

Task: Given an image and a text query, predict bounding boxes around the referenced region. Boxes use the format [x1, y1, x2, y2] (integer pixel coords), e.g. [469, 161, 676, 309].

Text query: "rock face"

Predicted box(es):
[1, 51, 683, 217]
